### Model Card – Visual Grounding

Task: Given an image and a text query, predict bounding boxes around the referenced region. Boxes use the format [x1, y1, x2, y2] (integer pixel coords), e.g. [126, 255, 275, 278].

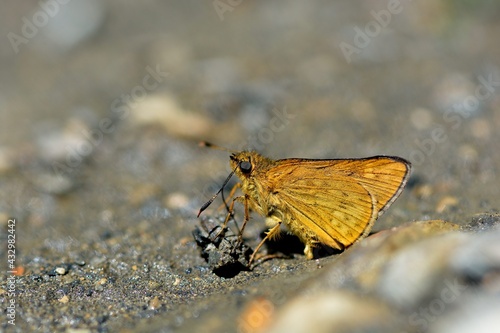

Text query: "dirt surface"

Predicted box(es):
[1, 1, 499, 332]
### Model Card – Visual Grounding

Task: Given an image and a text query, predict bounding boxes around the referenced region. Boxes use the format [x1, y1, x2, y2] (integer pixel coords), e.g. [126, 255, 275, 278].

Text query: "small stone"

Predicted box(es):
[378, 231, 468, 307]
[266, 291, 395, 333]
[450, 229, 500, 282]
[55, 267, 67, 275]
[148, 296, 162, 310]
[66, 328, 92, 333]
[414, 184, 433, 199]
[58, 295, 70, 304]
[178, 236, 192, 247]
[31, 172, 75, 195]
[129, 94, 213, 139]
[97, 278, 107, 285]
[32, 0, 105, 53]
[36, 117, 92, 162]
[164, 192, 190, 210]
[436, 196, 459, 213]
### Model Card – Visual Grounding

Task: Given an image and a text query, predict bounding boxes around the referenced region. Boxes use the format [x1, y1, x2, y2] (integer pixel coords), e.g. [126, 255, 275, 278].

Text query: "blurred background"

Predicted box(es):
[0, 1, 499, 332]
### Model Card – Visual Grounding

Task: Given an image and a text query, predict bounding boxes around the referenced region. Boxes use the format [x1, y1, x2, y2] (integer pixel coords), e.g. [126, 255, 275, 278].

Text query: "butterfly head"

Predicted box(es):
[230, 151, 256, 179]
[229, 151, 276, 202]
[230, 151, 276, 179]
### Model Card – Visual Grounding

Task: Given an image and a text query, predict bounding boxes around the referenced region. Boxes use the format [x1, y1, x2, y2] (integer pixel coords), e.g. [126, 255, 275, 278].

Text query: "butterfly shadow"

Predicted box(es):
[261, 230, 343, 260]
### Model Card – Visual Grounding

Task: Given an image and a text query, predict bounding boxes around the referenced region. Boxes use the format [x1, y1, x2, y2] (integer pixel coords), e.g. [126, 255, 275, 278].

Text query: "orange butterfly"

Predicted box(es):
[198, 142, 411, 266]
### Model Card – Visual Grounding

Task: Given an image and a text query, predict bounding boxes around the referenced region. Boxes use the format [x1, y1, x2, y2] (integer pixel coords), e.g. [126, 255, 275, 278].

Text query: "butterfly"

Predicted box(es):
[198, 142, 411, 266]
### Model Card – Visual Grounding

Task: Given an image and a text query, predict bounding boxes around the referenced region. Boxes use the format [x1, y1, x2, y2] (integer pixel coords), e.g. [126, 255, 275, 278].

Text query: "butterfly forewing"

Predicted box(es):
[266, 156, 410, 249]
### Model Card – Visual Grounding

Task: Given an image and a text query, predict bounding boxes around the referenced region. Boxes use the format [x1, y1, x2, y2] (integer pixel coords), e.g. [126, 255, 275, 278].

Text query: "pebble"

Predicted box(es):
[58, 295, 70, 304]
[96, 278, 107, 285]
[36, 117, 93, 163]
[164, 192, 190, 210]
[449, 228, 500, 281]
[377, 231, 469, 307]
[435, 196, 459, 213]
[266, 291, 395, 333]
[66, 328, 92, 333]
[414, 183, 433, 199]
[32, 0, 105, 54]
[55, 267, 67, 275]
[148, 296, 162, 310]
[30, 172, 75, 195]
[129, 94, 213, 139]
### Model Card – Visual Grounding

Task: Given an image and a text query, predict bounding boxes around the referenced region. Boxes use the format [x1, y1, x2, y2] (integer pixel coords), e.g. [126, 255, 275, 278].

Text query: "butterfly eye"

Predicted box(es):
[239, 161, 252, 173]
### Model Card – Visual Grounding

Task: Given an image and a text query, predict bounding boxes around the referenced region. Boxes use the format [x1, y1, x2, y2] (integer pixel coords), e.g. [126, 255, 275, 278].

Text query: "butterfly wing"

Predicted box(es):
[265, 156, 411, 249]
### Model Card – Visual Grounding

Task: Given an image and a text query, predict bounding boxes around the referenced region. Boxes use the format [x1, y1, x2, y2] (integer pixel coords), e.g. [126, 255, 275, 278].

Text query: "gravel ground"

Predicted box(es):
[1, 1, 499, 332]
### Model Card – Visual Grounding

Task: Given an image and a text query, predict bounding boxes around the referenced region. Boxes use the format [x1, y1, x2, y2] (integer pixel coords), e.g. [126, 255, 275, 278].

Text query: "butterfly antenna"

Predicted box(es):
[199, 141, 237, 153]
[197, 169, 235, 217]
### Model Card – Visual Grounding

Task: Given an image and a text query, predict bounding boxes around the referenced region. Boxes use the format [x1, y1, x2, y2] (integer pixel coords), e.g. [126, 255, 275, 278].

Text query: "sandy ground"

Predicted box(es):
[0, 1, 499, 332]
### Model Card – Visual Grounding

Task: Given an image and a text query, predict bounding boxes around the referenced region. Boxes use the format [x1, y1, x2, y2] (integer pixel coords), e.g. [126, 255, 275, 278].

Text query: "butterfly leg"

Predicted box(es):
[237, 195, 251, 243]
[212, 194, 245, 240]
[248, 222, 281, 267]
[304, 244, 314, 260]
